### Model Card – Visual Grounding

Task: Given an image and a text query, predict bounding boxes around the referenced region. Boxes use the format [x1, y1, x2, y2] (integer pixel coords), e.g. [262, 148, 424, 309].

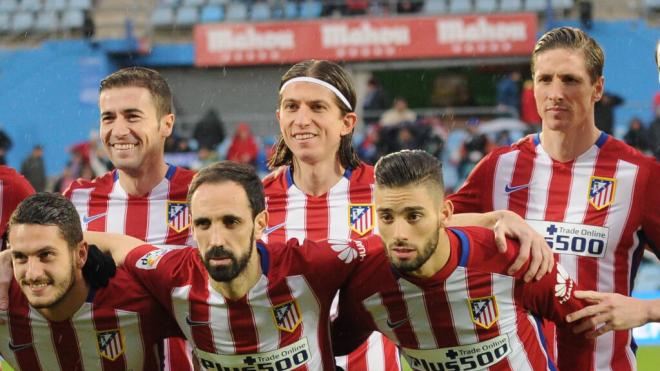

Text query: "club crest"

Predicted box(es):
[96, 329, 124, 361]
[167, 201, 191, 233]
[348, 203, 374, 236]
[272, 300, 302, 333]
[588, 176, 616, 210]
[468, 296, 499, 329]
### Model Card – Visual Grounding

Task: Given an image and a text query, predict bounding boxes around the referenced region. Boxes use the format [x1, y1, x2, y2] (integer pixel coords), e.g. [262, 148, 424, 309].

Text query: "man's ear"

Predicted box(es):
[76, 241, 89, 269]
[254, 210, 269, 241]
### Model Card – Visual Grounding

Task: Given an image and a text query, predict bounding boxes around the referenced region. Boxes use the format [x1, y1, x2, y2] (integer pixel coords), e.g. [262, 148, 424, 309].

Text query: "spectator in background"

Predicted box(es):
[20, 145, 46, 192]
[226, 122, 259, 167]
[594, 91, 623, 135]
[496, 71, 522, 117]
[623, 117, 649, 153]
[362, 77, 390, 126]
[192, 146, 219, 171]
[379, 96, 416, 127]
[193, 109, 225, 151]
[456, 118, 491, 183]
[649, 104, 660, 160]
[397, 0, 422, 13]
[0, 126, 11, 165]
[345, 0, 369, 15]
[520, 79, 541, 129]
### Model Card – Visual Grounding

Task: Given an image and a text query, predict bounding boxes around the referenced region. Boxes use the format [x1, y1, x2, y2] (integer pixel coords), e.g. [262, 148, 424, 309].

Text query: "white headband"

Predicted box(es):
[279, 76, 353, 111]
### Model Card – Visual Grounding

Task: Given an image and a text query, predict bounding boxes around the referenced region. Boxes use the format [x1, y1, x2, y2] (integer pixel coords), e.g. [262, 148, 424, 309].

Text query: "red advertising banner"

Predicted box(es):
[194, 13, 537, 67]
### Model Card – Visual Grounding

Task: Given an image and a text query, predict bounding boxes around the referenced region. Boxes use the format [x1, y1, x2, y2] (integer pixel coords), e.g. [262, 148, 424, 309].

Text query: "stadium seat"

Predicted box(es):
[11, 12, 34, 33]
[69, 0, 92, 11]
[152, 6, 175, 27]
[44, 0, 67, 12]
[475, 0, 497, 12]
[19, 0, 42, 12]
[35, 11, 59, 32]
[250, 2, 271, 21]
[499, 0, 522, 11]
[200, 5, 224, 22]
[0, 0, 18, 13]
[175, 6, 198, 26]
[61, 9, 84, 28]
[182, 0, 205, 6]
[423, 0, 447, 14]
[449, 0, 472, 14]
[225, 2, 248, 21]
[299, 0, 322, 19]
[284, 1, 299, 18]
[525, 0, 547, 12]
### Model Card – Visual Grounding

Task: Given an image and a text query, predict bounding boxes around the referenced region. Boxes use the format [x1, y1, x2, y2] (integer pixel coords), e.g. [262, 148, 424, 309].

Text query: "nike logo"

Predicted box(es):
[82, 213, 107, 224]
[504, 183, 530, 193]
[8, 340, 33, 352]
[185, 315, 210, 327]
[264, 222, 286, 236]
[386, 317, 409, 330]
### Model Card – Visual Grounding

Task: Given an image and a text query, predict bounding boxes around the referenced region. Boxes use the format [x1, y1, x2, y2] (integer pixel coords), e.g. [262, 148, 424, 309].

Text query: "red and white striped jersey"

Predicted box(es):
[263, 164, 400, 371]
[449, 133, 660, 370]
[0, 165, 35, 249]
[333, 227, 594, 371]
[64, 165, 196, 247]
[64, 164, 196, 370]
[0, 267, 182, 371]
[123, 238, 368, 371]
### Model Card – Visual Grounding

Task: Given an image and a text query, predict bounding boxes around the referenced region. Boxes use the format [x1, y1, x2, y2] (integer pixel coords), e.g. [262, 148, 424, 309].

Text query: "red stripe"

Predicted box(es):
[305, 195, 329, 242]
[227, 298, 259, 353]
[8, 282, 42, 371]
[263, 173, 288, 243]
[91, 306, 129, 370]
[544, 161, 573, 221]
[165, 169, 195, 245]
[50, 320, 86, 370]
[125, 194, 149, 242]
[505, 149, 534, 218]
[348, 165, 375, 239]
[85, 181, 112, 232]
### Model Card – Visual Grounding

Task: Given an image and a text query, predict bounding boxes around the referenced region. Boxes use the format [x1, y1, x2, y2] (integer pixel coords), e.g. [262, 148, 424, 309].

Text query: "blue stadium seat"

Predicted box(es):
[423, 0, 447, 14]
[35, 11, 59, 32]
[284, 1, 299, 18]
[299, 0, 322, 19]
[69, 0, 92, 11]
[449, 0, 472, 14]
[176, 6, 198, 26]
[182, 0, 205, 6]
[499, 0, 522, 11]
[475, 0, 497, 12]
[44, 0, 67, 11]
[19, 0, 42, 12]
[525, 0, 547, 12]
[0, 0, 18, 13]
[152, 6, 175, 26]
[61, 9, 84, 28]
[250, 2, 271, 21]
[200, 5, 224, 22]
[225, 2, 248, 21]
[11, 12, 34, 33]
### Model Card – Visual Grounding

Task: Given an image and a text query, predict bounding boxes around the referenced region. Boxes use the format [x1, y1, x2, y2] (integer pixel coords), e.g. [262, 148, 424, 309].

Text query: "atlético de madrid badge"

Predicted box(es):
[588, 176, 616, 210]
[272, 300, 302, 333]
[167, 201, 191, 232]
[468, 296, 499, 330]
[348, 203, 374, 236]
[96, 329, 125, 361]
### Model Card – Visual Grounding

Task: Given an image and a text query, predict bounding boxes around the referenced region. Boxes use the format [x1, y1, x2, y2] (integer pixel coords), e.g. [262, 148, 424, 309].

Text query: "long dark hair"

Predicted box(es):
[269, 60, 360, 170]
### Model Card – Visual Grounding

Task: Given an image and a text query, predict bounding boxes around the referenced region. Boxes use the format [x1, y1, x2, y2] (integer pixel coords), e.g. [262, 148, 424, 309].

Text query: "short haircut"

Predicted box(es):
[269, 59, 360, 170]
[8, 193, 83, 249]
[375, 150, 444, 193]
[187, 161, 265, 218]
[531, 27, 604, 84]
[100, 66, 174, 119]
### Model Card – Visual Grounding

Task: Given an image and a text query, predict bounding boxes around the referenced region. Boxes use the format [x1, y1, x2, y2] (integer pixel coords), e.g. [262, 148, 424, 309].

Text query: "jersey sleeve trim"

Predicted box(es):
[449, 228, 471, 267]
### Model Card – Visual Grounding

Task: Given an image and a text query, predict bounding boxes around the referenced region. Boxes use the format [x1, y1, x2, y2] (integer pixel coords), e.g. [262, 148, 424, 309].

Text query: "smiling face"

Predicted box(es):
[533, 48, 603, 132]
[276, 82, 356, 166]
[190, 181, 267, 284]
[9, 224, 83, 309]
[99, 86, 173, 175]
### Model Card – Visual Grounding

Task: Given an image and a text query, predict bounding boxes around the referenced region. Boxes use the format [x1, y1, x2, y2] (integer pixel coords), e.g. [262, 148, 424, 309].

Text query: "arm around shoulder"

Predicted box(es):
[84, 231, 147, 265]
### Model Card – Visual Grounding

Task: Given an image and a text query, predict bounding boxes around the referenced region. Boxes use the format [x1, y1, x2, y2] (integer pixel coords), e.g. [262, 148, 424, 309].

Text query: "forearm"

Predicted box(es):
[448, 210, 505, 228]
[84, 231, 146, 265]
[645, 299, 660, 323]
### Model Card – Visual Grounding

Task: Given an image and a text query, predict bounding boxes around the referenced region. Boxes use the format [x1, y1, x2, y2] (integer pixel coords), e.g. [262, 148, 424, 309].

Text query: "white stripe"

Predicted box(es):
[106, 181, 128, 234]
[398, 279, 437, 348]
[492, 150, 519, 211]
[363, 292, 401, 345]
[285, 186, 307, 243]
[116, 309, 144, 370]
[0, 310, 20, 369]
[492, 274, 532, 371]
[70, 302, 101, 370]
[328, 177, 351, 239]
[28, 307, 60, 370]
[525, 146, 552, 221]
[371, 183, 379, 235]
[69, 187, 93, 231]
[286, 275, 324, 370]
[247, 276, 279, 352]
[206, 282, 233, 354]
[171, 285, 196, 348]
[365, 332, 386, 371]
[445, 268, 478, 345]
[146, 178, 171, 245]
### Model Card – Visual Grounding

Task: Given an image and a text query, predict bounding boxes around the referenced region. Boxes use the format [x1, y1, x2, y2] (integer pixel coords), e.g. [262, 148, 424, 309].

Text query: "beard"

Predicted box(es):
[22, 263, 77, 309]
[203, 233, 255, 283]
[387, 228, 439, 273]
